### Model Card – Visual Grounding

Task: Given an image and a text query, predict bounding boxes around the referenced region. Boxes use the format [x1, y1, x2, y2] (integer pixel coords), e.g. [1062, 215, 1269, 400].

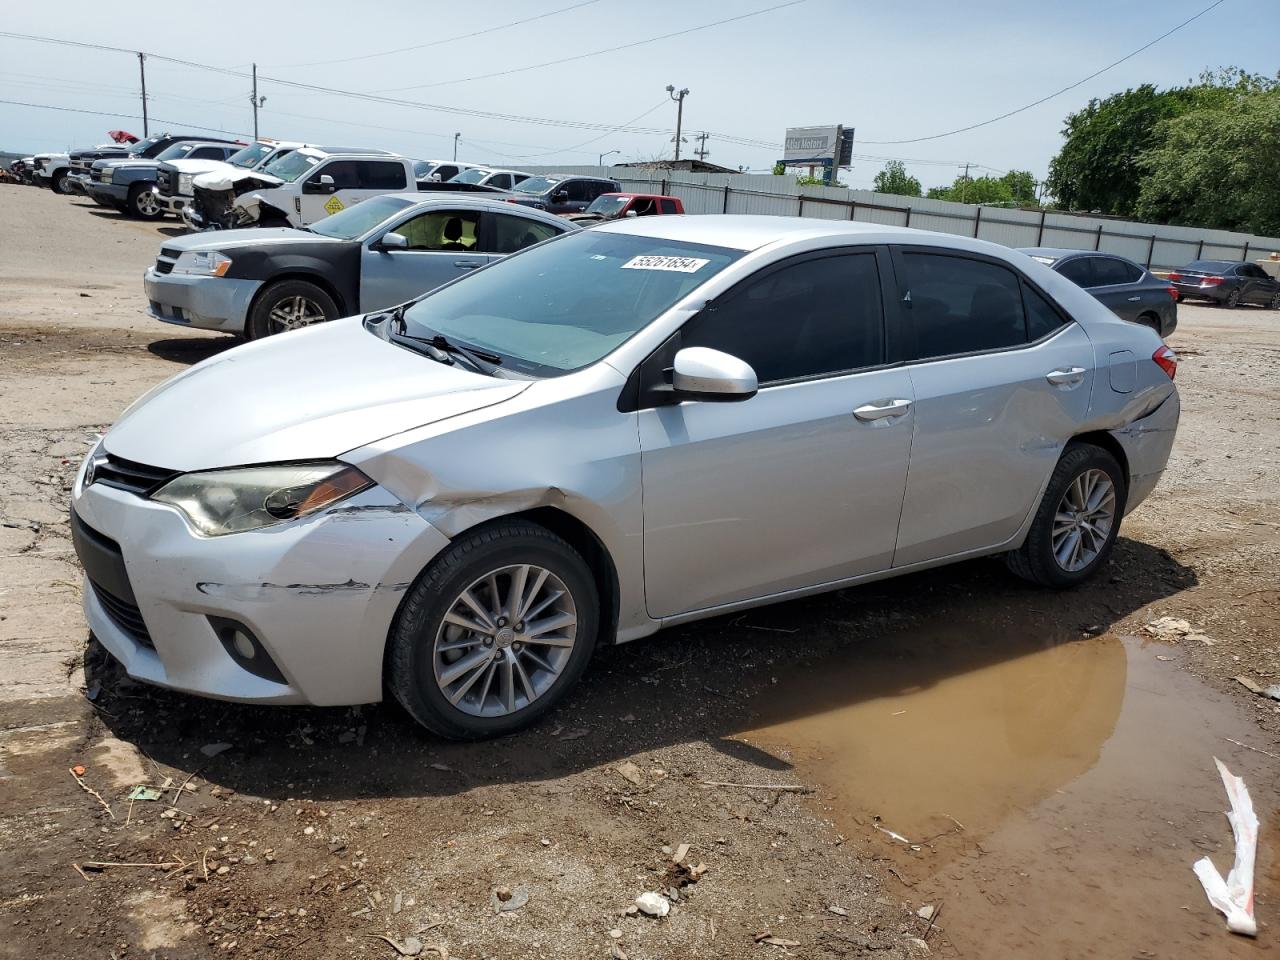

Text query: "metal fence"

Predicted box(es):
[521, 166, 1280, 270]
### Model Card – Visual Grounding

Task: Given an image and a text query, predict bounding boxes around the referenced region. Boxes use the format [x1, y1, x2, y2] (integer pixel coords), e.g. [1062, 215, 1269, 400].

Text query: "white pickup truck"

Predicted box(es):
[158, 139, 305, 221]
[189, 146, 415, 230]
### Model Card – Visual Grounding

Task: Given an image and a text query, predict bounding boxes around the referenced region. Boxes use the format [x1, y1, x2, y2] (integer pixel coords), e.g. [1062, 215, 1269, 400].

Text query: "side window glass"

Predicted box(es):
[1023, 283, 1069, 341]
[487, 214, 561, 254]
[359, 161, 407, 190]
[659, 199, 678, 214]
[393, 210, 480, 251]
[317, 161, 360, 189]
[435, 165, 459, 182]
[1056, 257, 1095, 288]
[490, 173, 512, 189]
[901, 252, 1027, 359]
[1093, 257, 1135, 286]
[681, 253, 883, 384]
[565, 180, 591, 202]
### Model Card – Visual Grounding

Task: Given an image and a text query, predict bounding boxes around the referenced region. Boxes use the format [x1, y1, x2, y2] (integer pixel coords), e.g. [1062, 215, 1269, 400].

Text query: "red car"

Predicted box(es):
[566, 193, 684, 224]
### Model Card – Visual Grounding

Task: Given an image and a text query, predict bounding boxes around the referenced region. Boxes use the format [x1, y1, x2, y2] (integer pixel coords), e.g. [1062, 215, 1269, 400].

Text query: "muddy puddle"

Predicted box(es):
[735, 619, 1277, 957]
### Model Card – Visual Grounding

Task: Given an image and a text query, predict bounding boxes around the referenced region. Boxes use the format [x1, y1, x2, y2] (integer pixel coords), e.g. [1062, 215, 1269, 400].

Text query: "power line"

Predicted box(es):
[376, 0, 807, 93]
[857, 0, 1231, 144]
[0, 98, 249, 137]
[272, 0, 609, 69]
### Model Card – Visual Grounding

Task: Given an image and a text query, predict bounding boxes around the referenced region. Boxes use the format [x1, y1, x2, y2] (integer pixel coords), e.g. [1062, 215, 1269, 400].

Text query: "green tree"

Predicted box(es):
[1135, 83, 1280, 235]
[1000, 170, 1038, 204]
[1046, 84, 1196, 216]
[872, 160, 922, 197]
[926, 174, 1013, 205]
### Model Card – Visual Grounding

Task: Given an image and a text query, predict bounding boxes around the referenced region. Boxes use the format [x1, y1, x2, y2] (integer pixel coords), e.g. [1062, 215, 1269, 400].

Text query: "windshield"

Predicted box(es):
[155, 143, 198, 161]
[229, 142, 276, 168]
[451, 168, 491, 184]
[398, 231, 743, 376]
[127, 135, 163, 156]
[586, 195, 629, 217]
[513, 176, 561, 195]
[263, 150, 321, 182]
[309, 195, 415, 240]
[414, 161, 436, 178]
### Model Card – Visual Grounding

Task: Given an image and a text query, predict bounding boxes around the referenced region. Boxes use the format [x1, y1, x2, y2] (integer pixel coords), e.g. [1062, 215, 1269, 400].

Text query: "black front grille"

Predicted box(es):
[93, 455, 178, 497]
[159, 247, 181, 259]
[92, 582, 154, 648]
[155, 260, 174, 275]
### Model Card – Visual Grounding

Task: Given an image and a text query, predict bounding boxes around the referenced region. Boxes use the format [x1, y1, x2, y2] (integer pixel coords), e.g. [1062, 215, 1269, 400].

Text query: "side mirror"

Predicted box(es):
[624, 210, 638, 218]
[377, 232, 409, 251]
[671, 347, 757, 402]
[552, 191, 569, 202]
[304, 173, 336, 194]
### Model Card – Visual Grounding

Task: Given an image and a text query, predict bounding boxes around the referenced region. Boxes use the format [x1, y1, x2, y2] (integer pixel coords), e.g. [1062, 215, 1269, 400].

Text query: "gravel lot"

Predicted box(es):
[2, 184, 1278, 959]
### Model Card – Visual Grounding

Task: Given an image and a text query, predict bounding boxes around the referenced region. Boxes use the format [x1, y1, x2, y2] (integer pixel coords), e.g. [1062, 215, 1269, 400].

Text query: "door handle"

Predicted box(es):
[1045, 366, 1086, 386]
[1126, 296, 1141, 302]
[454, 260, 482, 269]
[853, 398, 912, 421]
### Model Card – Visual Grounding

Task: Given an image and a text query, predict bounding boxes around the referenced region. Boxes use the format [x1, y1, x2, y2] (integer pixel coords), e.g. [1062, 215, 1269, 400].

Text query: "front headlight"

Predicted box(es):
[170, 250, 232, 277]
[152, 463, 373, 537]
[101, 167, 114, 183]
[178, 173, 194, 194]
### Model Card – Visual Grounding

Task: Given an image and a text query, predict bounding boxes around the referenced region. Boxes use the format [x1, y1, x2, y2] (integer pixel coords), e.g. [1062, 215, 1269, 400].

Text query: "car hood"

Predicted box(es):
[164, 158, 236, 175]
[102, 317, 530, 472]
[193, 166, 284, 192]
[160, 226, 343, 254]
[96, 158, 157, 171]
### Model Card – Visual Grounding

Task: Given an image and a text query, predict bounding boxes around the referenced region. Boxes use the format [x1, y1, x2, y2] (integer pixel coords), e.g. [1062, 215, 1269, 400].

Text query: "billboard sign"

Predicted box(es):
[783, 126, 841, 163]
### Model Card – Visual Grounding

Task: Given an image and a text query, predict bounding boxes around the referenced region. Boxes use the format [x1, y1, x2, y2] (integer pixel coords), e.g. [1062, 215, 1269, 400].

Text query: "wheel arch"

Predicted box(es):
[1067, 430, 1130, 494]
[247, 271, 350, 321]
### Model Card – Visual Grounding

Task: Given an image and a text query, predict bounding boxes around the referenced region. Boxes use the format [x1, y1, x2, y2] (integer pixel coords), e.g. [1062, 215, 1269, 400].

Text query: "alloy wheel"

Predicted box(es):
[1270, 292, 1280, 311]
[433, 563, 578, 718]
[268, 295, 326, 332]
[1051, 468, 1116, 572]
[1226, 289, 1241, 308]
[135, 190, 160, 217]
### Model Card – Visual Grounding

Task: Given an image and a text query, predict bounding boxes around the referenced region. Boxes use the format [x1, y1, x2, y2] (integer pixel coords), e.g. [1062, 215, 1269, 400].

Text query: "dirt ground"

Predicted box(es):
[1, 184, 1279, 960]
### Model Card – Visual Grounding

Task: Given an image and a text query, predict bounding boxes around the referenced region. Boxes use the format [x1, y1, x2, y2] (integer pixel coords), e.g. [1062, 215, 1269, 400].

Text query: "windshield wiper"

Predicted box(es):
[385, 312, 500, 373]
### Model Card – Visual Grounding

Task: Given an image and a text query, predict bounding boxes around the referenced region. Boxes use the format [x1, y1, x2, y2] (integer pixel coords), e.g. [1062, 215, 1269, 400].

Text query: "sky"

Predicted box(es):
[1, 0, 1273, 192]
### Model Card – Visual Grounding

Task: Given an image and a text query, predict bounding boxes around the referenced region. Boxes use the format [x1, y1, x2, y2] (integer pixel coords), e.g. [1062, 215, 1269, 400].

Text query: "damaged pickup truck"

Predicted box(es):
[160, 139, 304, 222]
[189, 146, 414, 230]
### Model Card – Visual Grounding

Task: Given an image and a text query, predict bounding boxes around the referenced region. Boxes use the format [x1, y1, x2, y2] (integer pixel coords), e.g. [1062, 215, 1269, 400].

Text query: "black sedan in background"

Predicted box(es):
[1168, 260, 1280, 309]
[1020, 248, 1178, 337]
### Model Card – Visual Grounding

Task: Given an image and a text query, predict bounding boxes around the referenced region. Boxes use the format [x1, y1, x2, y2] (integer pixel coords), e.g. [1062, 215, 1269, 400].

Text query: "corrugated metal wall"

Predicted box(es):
[520, 165, 1280, 269]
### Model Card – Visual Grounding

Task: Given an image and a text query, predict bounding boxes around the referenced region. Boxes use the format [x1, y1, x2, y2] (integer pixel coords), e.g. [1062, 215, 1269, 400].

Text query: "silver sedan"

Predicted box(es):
[71, 216, 1180, 738]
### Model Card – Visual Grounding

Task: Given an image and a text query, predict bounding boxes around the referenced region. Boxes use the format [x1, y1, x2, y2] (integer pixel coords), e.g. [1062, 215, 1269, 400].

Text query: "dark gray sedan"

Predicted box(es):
[1168, 260, 1280, 309]
[1020, 248, 1177, 337]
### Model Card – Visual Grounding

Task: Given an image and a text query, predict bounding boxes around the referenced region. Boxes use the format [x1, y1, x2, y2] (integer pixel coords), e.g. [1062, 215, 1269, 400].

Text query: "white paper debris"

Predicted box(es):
[1192, 758, 1258, 937]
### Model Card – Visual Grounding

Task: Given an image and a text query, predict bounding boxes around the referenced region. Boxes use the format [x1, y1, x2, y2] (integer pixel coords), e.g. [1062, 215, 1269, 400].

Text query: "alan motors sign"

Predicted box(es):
[783, 125, 854, 164]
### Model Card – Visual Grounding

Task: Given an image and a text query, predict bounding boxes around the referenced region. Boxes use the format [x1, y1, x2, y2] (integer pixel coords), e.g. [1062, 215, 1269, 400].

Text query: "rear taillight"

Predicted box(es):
[1168, 272, 1183, 283]
[1153, 345, 1177, 380]
[1167, 285, 1178, 300]
[1201, 276, 1224, 287]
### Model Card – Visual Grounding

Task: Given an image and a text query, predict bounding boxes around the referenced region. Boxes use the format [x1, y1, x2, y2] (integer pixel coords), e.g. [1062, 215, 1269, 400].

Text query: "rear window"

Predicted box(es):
[1185, 260, 1235, 272]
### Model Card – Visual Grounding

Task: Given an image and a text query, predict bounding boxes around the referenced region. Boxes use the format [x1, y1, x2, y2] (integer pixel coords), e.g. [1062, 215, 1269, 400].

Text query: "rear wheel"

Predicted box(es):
[1224, 288, 1241, 308]
[127, 182, 163, 220]
[246, 279, 338, 339]
[1269, 292, 1280, 311]
[387, 521, 600, 740]
[1006, 443, 1125, 588]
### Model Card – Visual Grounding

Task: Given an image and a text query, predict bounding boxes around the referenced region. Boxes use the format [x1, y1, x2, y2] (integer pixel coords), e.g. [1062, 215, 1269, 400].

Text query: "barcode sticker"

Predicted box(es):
[621, 255, 710, 273]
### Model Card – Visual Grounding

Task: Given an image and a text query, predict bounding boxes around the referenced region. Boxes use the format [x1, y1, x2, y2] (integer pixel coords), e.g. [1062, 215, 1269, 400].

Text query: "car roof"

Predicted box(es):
[594, 213, 990, 253]
[304, 146, 397, 156]
[380, 193, 573, 224]
[1183, 259, 1241, 269]
[1019, 247, 1143, 268]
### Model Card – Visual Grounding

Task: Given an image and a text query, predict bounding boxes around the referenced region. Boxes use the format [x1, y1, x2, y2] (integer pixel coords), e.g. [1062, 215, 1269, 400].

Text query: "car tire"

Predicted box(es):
[1224, 288, 1241, 308]
[127, 182, 163, 220]
[387, 520, 600, 740]
[246, 279, 338, 339]
[1269, 292, 1280, 311]
[1005, 442, 1126, 588]
[51, 170, 73, 195]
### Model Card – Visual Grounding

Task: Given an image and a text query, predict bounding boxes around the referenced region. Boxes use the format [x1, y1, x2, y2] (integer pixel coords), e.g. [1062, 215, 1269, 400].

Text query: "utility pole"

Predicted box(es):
[249, 63, 266, 140]
[694, 131, 710, 162]
[666, 84, 689, 161]
[960, 162, 971, 204]
[137, 52, 148, 136]
[453, 132, 461, 161]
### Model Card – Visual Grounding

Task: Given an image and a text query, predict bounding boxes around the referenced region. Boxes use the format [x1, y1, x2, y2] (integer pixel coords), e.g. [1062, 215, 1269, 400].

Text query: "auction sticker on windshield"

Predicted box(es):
[621, 255, 710, 273]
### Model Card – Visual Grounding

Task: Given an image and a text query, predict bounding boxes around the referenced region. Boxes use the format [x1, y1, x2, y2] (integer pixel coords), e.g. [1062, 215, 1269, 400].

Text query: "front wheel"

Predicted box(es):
[246, 279, 338, 338]
[1006, 443, 1126, 588]
[52, 170, 73, 195]
[387, 521, 600, 740]
[1269, 292, 1280, 311]
[127, 182, 163, 220]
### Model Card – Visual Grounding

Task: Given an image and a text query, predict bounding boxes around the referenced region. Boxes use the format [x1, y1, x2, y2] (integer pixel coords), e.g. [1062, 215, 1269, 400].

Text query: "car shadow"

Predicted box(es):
[85, 534, 1196, 802]
[156, 226, 189, 238]
[146, 336, 240, 365]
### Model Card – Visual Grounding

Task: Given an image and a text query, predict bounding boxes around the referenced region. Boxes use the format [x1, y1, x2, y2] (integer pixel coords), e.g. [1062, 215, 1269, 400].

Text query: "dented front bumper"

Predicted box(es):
[71, 465, 450, 706]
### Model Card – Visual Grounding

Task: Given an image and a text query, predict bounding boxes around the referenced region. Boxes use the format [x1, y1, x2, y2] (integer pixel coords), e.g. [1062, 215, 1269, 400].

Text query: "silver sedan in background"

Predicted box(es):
[72, 217, 1180, 738]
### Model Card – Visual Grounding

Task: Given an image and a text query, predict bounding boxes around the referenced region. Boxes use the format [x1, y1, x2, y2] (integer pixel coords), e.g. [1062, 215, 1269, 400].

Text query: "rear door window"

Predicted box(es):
[564, 180, 592, 202]
[1022, 283, 1069, 341]
[1056, 257, 1095, 288]
[189, 146, 227, 160]
[681, 252, 884, 384]
[358, 161, 407, 190]
[659, 198, 679, 214]
[1093, 257, 1141, 286]
[899, 252, 1028, 359]
[317, 160, 361, 189]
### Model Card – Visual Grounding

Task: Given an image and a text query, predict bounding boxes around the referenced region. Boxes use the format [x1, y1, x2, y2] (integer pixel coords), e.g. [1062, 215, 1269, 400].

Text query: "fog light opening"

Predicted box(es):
[209, 616, 287, 685]
[231, 630, 256, 660]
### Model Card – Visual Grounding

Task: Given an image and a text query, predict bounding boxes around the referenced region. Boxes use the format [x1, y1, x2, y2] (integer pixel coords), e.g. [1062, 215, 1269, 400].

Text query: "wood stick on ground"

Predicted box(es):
[1225, 737, 1280, 761]
[70, 862, 91, 882]
[700, 780, 814, 793]
[82, 860, 182, 870]
[69, 767, 115, 820]
[170, 765, 204, 809]
[924, 901, 943, 940]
